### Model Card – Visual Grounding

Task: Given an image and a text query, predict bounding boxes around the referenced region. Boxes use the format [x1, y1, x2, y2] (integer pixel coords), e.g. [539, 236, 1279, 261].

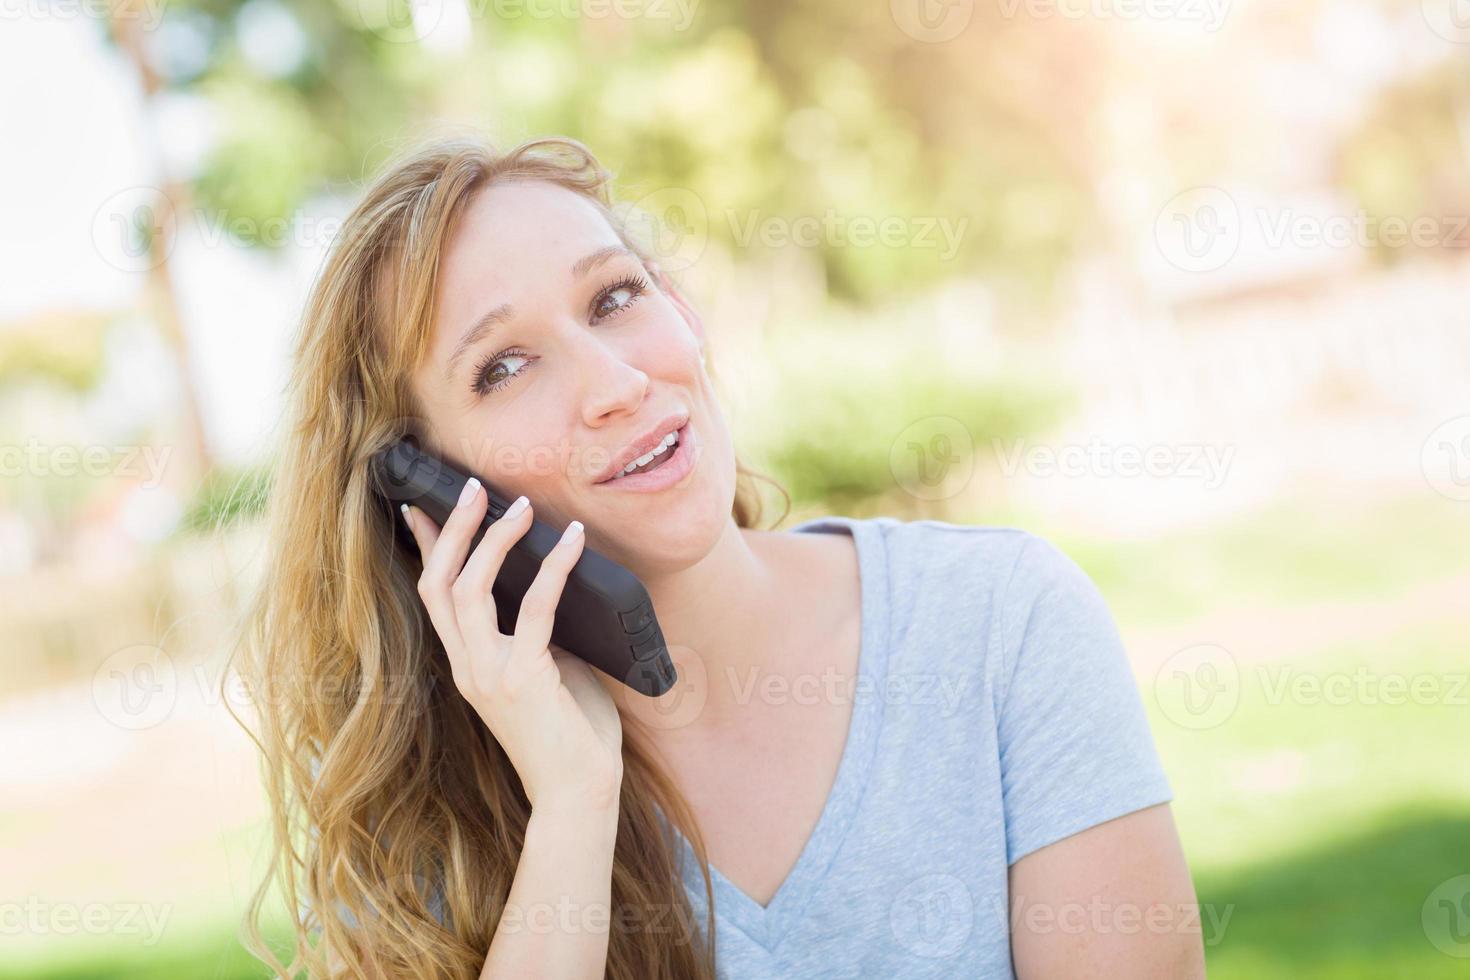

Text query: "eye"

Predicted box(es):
[591, 273, 649, 322]
[469, 272, 651, 398]
[471, 348, 532, 397]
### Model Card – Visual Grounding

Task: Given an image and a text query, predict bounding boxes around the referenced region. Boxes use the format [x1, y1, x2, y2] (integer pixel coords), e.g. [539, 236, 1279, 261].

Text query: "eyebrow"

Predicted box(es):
[443, 245, 636, 384]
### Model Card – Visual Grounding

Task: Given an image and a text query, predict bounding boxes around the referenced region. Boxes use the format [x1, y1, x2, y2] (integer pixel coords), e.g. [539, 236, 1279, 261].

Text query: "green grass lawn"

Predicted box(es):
[1153, 622, 1470, 978]
[0, 924, 292, 980]
[1196, 805, 1470, 980]
[1054, 491, 1470, 629]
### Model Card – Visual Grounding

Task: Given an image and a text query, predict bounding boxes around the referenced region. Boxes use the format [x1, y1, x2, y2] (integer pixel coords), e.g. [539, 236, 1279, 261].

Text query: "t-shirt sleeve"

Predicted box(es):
[992, 532, 1174, 866]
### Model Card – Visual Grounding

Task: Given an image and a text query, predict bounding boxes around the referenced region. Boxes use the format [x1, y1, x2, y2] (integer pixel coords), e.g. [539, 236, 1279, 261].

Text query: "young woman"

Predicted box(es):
[233, 133, 1206, 979]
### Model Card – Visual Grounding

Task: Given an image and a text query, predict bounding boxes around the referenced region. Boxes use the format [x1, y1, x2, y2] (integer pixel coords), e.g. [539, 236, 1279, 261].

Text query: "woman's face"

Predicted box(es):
[409, 178, 736, 572]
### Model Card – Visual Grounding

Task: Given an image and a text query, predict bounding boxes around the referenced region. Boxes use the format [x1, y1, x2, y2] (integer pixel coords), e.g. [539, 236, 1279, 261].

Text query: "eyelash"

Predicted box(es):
[470, 273, 650, 397]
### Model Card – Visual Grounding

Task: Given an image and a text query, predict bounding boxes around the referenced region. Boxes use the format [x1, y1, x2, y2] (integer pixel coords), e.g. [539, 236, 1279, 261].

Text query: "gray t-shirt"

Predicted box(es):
[329, 515, 1173, 978]
[657, 514, 1174, 978]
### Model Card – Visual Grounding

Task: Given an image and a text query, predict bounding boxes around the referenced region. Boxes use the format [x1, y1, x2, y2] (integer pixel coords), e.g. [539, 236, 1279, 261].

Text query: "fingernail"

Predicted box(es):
[560, 520, 583, 544]
[400, 503, 412, 528]
[505, 495, 529, 519]
[458, 477, 480, 507]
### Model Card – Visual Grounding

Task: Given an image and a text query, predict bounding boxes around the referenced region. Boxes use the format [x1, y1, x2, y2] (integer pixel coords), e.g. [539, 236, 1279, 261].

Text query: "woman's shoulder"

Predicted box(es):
[786, 514, 1108, 658]
[888, 518, 1113, 646]
[807, 514, 1063, 589]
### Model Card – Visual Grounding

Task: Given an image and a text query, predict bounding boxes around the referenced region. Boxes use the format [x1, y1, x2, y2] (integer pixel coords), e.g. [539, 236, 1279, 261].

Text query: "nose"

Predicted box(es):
[578, 335, 650, 428]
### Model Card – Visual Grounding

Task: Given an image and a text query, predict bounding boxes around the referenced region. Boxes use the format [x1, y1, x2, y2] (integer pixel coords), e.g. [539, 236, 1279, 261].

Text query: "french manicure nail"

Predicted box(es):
[505, 495, 529, 519]
[560, 520, 583, 543]
[400, 503, 411, 528]
[458, 477, 480, 507]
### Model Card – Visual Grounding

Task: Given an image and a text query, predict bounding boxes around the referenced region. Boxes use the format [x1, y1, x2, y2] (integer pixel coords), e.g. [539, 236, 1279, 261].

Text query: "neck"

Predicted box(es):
[597, 517, 823, 743]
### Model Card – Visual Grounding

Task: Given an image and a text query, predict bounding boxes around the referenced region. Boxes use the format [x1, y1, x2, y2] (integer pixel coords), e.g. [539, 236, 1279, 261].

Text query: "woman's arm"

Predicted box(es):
[1007, 803, 1206, 979]
[478, 797, 621, 979]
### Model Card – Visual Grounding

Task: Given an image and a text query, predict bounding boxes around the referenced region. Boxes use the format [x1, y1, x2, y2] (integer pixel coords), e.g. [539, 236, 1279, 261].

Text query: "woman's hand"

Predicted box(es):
[402, 480, 624, 813]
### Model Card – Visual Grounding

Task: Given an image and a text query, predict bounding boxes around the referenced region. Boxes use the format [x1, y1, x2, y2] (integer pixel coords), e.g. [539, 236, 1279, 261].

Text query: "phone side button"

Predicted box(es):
[618, 603, 655, 634]
[630, 632, 664, 662]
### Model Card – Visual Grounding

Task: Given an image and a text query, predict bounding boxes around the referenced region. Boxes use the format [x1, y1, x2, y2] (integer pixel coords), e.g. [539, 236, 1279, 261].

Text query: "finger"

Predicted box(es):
[455, 500, 535, 683]
[403, 501, 466, 679]
[401, 503, 440, 554]
[420, 478, 488, 639]
[454, 495, 533, 641]
[505, 519, 585, 686]
[424, 477, 490, 588]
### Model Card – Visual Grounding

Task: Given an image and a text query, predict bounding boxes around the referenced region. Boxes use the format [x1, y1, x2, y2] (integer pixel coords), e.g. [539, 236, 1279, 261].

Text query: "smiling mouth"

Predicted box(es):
[599, 425, 684, 483]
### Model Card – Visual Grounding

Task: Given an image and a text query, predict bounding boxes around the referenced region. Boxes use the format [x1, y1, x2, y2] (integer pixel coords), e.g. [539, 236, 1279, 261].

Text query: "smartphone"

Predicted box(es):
[372, 437, 677, 698]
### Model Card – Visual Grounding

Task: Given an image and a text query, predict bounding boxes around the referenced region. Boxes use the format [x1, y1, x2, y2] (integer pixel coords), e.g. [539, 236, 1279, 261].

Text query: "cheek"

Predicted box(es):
[470, 423, 570, 489]
[633, 323, 700, 376]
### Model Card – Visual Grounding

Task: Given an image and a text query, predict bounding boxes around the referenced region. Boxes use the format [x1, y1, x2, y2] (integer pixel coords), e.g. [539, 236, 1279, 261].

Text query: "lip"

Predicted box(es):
[593, 410, 691, 485]
[594, 421, 695, 492]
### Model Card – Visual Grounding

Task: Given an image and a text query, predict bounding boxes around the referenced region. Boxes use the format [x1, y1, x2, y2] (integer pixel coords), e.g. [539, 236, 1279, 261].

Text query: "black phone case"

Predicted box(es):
[372, 439, 677, 697]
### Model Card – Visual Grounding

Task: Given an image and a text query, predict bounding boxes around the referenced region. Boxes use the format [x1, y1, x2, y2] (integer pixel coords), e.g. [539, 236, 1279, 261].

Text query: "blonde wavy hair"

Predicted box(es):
[228, 132, 789, 978]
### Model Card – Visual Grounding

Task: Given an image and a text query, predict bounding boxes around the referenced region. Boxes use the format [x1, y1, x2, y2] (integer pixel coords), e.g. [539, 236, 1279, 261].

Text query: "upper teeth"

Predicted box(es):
[613, 429, 679, 479]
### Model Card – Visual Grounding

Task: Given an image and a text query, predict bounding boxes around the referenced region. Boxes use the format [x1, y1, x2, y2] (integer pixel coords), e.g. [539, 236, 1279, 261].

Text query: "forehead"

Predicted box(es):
[441, 178, 622, 279]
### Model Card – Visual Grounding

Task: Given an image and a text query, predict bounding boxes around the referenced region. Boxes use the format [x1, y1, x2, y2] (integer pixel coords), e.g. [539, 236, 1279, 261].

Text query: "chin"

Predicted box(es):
[591, 471, 736, 571]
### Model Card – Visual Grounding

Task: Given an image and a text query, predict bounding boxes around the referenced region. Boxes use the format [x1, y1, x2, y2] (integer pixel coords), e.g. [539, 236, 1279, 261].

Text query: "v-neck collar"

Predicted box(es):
[657, 514, 890, 952]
